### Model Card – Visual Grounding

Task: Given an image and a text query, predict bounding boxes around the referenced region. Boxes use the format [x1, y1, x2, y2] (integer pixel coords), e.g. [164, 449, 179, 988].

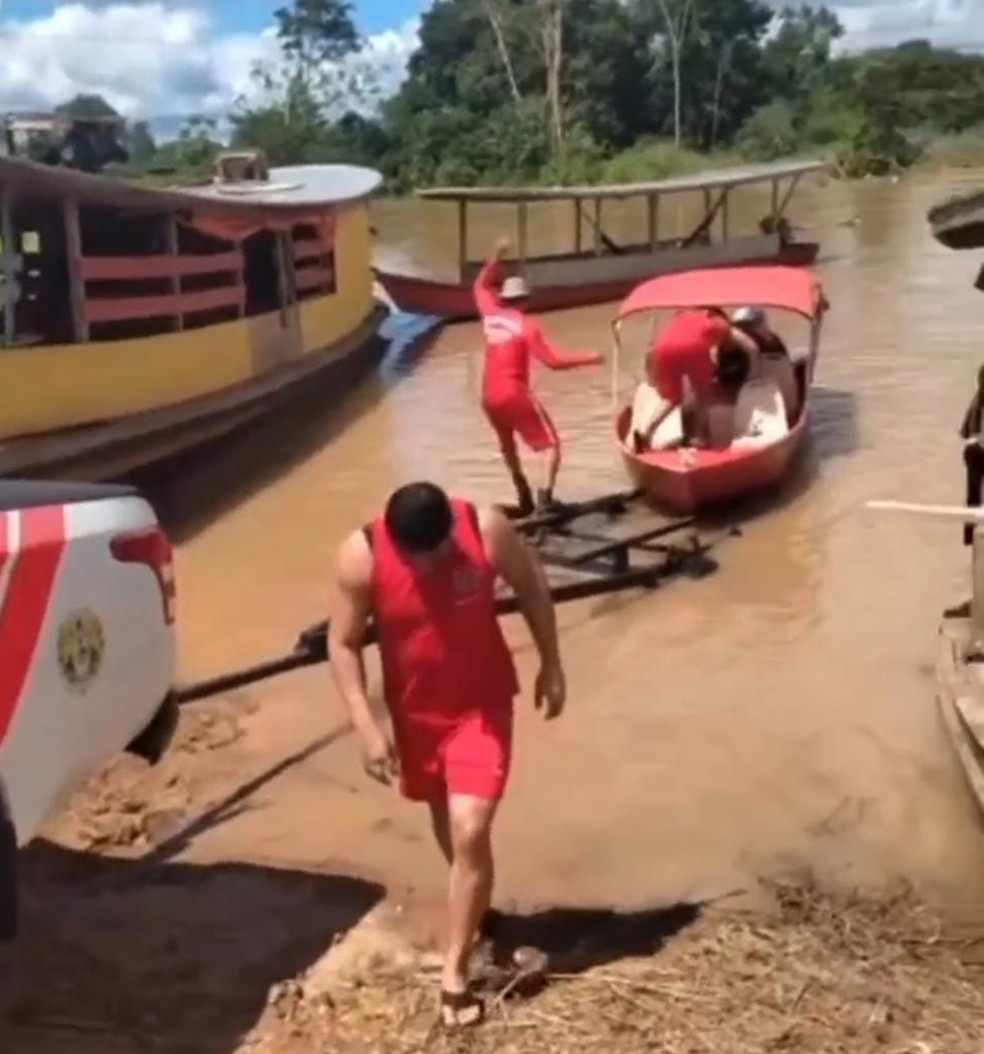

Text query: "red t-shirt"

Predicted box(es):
[369, 499, 518, 731]
[647, 309, 729, 404]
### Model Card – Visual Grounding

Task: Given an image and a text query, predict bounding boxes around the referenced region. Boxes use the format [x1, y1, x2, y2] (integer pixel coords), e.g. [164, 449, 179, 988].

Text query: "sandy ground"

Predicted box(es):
[4, 691, 984, 1054]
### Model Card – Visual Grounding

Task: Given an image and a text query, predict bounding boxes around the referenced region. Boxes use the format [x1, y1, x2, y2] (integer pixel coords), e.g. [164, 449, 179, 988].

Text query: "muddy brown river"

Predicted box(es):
[139, 172, 984, 921]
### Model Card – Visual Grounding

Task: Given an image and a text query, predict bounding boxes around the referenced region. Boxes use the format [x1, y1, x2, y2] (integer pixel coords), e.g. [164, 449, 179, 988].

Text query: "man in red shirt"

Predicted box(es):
[474, 240, 603, 514]
[631, 307, 759, 451]
[329, 481, 564, 1029]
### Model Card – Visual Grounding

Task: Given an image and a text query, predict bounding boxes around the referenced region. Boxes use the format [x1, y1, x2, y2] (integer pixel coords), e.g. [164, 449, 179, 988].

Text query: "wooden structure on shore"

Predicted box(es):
[869, 501, 984, 813]
[0, 150, 386, 481]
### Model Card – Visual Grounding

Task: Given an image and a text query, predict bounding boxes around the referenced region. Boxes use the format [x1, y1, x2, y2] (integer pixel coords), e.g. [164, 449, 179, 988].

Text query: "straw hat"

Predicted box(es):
[501, 275, 530, 301]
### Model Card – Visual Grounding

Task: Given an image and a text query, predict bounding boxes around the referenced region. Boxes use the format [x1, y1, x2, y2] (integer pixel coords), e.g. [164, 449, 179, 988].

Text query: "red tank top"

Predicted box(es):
[369, 500, 519, 725]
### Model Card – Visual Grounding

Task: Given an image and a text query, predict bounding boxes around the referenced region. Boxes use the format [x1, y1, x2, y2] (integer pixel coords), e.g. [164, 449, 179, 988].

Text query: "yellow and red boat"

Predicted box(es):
[0, 150, 386, 481]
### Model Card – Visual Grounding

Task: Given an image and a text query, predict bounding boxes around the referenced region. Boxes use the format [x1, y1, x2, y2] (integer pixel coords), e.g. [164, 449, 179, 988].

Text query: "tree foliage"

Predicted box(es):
[53, 0, 984, 189]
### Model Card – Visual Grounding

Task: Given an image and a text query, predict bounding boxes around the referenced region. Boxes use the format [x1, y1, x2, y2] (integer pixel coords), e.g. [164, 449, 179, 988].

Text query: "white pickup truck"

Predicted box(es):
[0, 480, 179, 947]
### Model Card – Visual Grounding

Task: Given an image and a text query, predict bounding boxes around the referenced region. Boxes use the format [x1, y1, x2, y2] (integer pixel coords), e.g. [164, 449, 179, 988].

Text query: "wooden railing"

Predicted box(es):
[80, 250, 245, 328]
[291, 229, 335, 299]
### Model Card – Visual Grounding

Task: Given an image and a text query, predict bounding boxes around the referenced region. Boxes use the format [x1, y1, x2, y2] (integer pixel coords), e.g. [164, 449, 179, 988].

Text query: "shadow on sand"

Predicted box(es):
[487, 901, 702, 980]
[6, 840, 385, 1054]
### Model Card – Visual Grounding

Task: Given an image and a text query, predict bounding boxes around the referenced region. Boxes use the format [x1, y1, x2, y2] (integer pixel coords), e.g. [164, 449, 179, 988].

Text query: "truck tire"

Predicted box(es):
[126, 693, 179, 765]
[0, 789, 18, 1026]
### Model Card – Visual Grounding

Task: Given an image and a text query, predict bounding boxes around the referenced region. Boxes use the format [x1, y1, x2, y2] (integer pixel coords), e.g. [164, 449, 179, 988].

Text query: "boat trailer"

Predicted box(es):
[173, 489, 737, 706]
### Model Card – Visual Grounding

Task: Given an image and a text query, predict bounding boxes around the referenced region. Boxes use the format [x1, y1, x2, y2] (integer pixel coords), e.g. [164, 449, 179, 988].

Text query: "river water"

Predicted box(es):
[153, 172, 984, 917]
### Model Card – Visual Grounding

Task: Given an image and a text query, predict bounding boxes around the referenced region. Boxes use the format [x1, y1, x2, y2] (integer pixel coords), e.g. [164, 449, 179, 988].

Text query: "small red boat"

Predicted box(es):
[612, 265, 828, 514]
[374, 159, 826, 320]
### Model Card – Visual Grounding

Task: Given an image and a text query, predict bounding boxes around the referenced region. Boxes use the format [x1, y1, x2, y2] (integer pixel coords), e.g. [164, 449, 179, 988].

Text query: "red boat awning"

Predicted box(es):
[616, 265, 826, 322]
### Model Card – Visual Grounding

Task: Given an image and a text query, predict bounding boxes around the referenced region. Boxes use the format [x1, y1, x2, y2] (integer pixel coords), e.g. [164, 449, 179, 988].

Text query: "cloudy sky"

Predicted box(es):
[0, 0, 980, 135]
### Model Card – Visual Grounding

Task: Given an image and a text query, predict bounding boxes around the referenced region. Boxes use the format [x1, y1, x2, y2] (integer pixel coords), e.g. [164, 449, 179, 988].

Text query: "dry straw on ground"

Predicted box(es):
[260, 876, 984, 1054]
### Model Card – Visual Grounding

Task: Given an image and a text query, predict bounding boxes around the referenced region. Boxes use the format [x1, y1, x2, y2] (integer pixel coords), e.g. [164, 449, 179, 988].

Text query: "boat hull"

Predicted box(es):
[375, 241, 819, 320]
[0, 307, 388, 482]
[614, 404, 809, 515]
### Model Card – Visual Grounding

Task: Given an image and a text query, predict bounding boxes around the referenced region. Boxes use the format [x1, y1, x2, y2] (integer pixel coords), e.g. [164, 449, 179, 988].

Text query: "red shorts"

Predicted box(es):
[395, 706, 513, 803]
[482, 389, 559, 453]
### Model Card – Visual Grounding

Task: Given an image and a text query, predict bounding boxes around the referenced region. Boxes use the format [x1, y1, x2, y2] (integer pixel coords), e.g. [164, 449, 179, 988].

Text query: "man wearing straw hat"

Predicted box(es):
[474, 240, 604, 515]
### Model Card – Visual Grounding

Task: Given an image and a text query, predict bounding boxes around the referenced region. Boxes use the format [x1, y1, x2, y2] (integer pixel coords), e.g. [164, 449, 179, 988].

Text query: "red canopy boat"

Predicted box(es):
[612, 264, 828, 514]
[374, 159, 826, 320]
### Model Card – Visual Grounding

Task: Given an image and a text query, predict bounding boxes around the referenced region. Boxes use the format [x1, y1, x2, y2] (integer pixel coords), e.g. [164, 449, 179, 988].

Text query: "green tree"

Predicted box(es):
[125, 120, 157, 166]
[231, 0, 379, 164]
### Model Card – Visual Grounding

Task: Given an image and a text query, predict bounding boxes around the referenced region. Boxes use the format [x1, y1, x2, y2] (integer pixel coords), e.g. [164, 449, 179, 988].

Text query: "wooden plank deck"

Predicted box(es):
[936, 618, 984, 814]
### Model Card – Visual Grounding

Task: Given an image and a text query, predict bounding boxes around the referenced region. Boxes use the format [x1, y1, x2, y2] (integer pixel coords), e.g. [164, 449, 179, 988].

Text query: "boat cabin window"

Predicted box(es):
[291, 222, 336, 302]
[77, 205, 242, 340]
[242, 230, 282, 317]
[1, 197, 75, 347]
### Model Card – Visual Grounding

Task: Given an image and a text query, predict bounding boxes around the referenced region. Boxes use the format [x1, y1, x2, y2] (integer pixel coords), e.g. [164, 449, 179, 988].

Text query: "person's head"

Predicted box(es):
[384, 481, 454, 555]
[500, 274, 530, 304]
[732, 305, 767, 333]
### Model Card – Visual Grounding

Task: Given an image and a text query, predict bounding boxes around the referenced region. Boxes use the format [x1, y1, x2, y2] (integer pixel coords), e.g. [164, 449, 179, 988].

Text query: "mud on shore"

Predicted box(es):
[3, 697, 984, 1052]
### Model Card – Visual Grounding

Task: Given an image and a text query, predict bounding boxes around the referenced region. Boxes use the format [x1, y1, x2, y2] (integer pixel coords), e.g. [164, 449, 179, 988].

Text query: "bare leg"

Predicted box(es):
[498, 435, 533, 514]
[428, 798, 452, 864]
[441, 793, 499, 995]
[535, 444, 561, 505]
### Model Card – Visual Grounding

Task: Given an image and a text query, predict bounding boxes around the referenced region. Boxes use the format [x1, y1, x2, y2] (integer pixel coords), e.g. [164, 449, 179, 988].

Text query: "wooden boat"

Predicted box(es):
[612, 264, 828, 514]
[0, 151, 387, 481]
[373, 158, 827, 320]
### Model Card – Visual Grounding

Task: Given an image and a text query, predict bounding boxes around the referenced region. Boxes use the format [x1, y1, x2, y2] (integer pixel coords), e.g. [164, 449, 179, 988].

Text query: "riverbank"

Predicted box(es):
[9, 838, 984, 1054]
[255, 877, 984, 1054]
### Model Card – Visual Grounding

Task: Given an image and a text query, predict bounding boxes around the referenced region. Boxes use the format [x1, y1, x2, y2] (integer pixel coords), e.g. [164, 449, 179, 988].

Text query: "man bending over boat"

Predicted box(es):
[631, 306, 759, 452]
[474, 239, 604, 514]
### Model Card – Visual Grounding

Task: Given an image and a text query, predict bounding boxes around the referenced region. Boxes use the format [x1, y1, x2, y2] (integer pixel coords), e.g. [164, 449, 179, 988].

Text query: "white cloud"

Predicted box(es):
[0, 1, 982, 138]
[0, 2, 419, 135]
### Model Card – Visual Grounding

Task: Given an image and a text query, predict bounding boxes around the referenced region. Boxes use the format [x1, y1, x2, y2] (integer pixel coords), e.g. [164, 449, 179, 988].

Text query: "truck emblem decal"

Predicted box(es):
[57, 608, 106, 693]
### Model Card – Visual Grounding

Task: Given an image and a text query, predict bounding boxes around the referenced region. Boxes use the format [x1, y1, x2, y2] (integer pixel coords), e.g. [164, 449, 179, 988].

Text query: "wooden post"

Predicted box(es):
[770, 179, 779, 219]
[165, 213, 183, 332]
[275, 230, 293, 325]
[721, 190, 729, 240]
[647, 195, 658, 252]
[573, 198, 581, 255]
[973, 525, 984, 651]
[517, 200, 528, 268]
[457, 199, 467, 282]
[63, 198, 88, 342]
[0, 190, 14, 347]
[593, 198, 602, 256]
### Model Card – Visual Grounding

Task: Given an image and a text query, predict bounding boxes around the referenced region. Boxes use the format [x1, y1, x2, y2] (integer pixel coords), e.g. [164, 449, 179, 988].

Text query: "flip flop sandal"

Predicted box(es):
[439, 988, 486, 1030]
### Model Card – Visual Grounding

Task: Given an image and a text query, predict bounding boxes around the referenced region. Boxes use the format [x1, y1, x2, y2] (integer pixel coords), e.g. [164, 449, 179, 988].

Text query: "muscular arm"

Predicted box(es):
[473, 249, 504, 317]
[327, 532, 382, 746]
[481, 507, 561, 670]
[527, 319, 604, 371]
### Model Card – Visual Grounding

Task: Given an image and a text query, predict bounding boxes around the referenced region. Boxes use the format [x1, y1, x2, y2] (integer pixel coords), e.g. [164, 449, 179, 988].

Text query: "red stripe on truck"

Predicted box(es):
[0, 513, 8, 584]
[0, 506, 68, 750]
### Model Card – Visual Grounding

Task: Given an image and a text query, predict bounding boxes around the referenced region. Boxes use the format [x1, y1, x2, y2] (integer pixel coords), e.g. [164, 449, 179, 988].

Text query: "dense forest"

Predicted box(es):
[33, 0, 984, 190]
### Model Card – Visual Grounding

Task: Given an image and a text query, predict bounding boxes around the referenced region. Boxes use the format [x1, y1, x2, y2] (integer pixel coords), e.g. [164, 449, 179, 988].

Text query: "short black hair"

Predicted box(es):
[384, 482, 453, 553]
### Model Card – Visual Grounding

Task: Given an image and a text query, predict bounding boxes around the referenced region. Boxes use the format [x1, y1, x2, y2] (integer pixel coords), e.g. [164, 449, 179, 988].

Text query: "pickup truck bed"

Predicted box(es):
[0, 480, 137, 512]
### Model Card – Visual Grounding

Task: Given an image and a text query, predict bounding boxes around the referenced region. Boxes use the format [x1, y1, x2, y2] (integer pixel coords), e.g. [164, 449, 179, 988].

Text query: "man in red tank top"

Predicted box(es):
[329, 482, 565, 1029]
[474, 240, 603, 515]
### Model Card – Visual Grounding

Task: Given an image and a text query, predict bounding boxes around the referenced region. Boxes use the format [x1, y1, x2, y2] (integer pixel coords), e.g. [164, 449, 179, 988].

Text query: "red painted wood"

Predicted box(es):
[294, 267, 333, 292]
[84, 284, 244, 324]
[80, 252, 242, 281]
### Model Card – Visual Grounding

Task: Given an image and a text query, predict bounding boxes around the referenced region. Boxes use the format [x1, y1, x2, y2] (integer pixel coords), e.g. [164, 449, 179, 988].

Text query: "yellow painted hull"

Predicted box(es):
[0, 204, 389, 481]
